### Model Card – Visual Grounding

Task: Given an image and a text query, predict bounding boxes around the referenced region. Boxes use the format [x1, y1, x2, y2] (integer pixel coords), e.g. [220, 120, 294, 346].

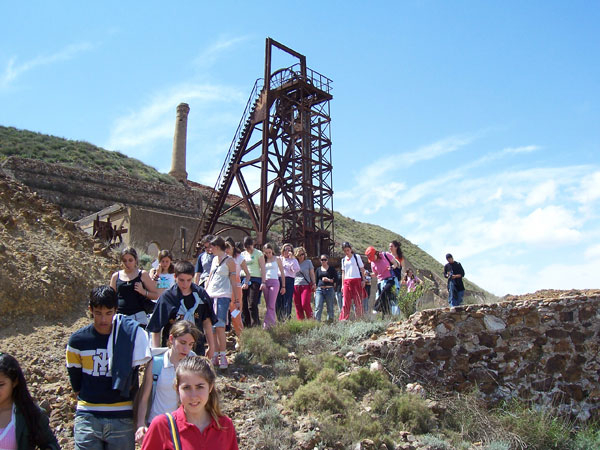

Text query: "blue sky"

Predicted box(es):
[1, 1, 598, 296]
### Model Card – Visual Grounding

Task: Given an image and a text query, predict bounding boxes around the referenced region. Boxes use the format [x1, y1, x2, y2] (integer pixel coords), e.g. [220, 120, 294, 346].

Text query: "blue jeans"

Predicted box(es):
[448, 280, 465, 306]
[363, 285, 371, 313]
[315, 287, 335, 321]
[74, 413, 134, 450]
[276, 276, 295, 321]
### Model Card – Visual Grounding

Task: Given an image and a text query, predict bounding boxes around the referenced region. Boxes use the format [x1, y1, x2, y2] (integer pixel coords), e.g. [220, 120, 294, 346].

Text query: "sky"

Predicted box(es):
[1, 1, 598, 296]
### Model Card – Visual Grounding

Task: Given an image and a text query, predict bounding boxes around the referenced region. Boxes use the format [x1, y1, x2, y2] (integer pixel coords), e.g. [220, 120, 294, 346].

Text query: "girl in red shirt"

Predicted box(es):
[141, 356, 238, 450]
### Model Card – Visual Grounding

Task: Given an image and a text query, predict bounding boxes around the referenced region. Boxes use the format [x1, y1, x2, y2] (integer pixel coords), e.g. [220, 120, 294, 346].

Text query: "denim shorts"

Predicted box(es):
[213, 297, 231, 328]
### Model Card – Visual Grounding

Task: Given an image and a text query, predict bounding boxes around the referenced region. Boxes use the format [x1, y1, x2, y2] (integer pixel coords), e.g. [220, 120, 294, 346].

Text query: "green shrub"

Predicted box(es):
[240, 328, 288, 364]
[298, 354, 347, 383]
[298, 357, 319, 382]
[418, 434, 453, 450]
[267, 319, 322, 349]
[572, 426, 600, 450]
[295, 319, 390, 354]
[276, 375, 302, 394]
[256, 405, 286, 428]
[339, 368, 391, 397]
[495, 400, 572, 449]
[384, 393, 435, 435]
[291, 378, 354, 414]
[394, 283, 428, 319]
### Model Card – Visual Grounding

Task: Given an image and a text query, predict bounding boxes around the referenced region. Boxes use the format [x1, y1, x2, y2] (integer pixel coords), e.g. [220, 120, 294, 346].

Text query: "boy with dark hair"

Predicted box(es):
[66, 286, 151, 449]
[444, 253, 466, 306]
[147, 260, 216, 358]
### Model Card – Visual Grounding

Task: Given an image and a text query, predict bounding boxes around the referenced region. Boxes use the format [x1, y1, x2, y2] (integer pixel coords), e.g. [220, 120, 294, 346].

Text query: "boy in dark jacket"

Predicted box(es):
[147, 260, 216, 358]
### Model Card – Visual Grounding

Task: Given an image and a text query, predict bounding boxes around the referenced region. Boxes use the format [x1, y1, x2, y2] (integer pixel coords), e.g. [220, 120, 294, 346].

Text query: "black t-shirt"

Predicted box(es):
[316, 266, 338, 288]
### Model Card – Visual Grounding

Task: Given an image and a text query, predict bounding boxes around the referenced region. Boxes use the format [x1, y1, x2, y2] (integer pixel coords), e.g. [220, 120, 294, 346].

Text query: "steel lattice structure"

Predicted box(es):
[197, 38, 334, 256]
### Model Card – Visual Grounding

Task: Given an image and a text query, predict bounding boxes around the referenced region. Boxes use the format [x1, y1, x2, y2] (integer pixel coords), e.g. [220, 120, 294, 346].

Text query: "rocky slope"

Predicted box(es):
[0, 173, 116, 325]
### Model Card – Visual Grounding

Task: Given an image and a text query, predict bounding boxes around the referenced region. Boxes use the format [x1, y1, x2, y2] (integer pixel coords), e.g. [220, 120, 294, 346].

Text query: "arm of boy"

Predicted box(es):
[203, 318, 216, 359]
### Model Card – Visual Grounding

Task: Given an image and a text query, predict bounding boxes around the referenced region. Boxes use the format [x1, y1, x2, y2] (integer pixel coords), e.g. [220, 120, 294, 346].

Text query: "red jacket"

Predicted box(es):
[141, 406, 238, 450]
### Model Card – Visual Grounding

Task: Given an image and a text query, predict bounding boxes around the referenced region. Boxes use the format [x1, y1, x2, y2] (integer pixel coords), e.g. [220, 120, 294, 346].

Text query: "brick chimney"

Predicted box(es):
[169, 103, 190, 182]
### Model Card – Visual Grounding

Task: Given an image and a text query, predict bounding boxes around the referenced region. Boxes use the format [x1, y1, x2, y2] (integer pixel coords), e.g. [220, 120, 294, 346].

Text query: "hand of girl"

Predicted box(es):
[280, 287, 286, 294]
[134, 282, 145, 295]
[260, 283, 266, 291]
[135, 426, 147, 443]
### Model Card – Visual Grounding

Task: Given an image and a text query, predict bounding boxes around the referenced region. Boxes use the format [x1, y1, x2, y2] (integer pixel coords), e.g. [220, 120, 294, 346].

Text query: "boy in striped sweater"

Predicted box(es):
[66, 285, 151, 449]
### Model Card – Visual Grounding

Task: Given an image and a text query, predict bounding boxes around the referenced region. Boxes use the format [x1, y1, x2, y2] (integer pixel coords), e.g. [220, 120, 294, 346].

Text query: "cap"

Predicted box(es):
[365, 246, 377, 262]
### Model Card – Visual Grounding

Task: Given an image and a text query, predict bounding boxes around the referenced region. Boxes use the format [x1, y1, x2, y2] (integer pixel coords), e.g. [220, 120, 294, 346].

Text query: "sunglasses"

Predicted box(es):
[321, 258, 328, 261]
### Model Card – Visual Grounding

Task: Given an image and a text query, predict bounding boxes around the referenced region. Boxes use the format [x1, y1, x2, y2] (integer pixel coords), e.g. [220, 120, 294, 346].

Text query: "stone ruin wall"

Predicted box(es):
[366, 295, 600, 421]
[0, 157, 204, 220]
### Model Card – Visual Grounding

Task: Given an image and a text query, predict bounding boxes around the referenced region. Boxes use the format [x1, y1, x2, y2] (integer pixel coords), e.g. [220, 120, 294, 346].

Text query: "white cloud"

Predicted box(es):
[518, 205, 581, 245]
[502, 145, 540, 155]
[525, 180, 556, 206]
[336, 134, 474, 215]
[106, 83, 244, 157]
[1, 42, 94, 89]
[574, 171, 600, 204]
[193, 35, 251, 69]
[584, 244, 600, 260]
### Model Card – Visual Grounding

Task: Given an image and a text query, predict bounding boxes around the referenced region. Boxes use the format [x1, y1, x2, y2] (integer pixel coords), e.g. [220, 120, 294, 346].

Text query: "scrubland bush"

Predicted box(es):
[239, 327, 288, 364]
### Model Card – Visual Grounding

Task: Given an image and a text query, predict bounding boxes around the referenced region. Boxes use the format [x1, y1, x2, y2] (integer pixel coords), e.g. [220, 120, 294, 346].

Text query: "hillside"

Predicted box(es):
[0, 125, 175, 184]
[0, 173, 116, 327]
[0, 125, 492, 299]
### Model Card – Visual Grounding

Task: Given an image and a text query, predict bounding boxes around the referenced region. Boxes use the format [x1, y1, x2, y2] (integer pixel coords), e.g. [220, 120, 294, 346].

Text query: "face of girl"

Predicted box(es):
[283, 246, 291, 256]
[388, 243, 396, 253]
[159, 257, 171, 270]
[0, 373, 16, 409]
[121, 254, 137, 270]
[343, 247, 352, 257]
[170, 333, 196, 360]
[177, 371, 212, 415]
[264, 248, 273, 258]
[225, 246, 233, 256]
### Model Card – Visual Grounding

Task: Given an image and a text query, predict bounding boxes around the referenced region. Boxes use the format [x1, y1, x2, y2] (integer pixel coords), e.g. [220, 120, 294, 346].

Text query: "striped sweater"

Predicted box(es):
[66, 323, 143, 417]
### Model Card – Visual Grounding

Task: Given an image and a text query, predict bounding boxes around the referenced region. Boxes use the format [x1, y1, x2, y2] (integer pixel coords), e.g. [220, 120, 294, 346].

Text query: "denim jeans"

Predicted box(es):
[74, 413, 134, 450]
[276, 276, 295, 321]
[314, 287, 335, 321]
[363, 285, 371, 314]
[448, 280, 465, 306]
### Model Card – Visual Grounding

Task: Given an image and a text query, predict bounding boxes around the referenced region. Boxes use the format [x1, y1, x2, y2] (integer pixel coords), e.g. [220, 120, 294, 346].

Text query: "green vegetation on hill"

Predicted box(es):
[0, 126, 175, 184]
[2, 125, 488, 295]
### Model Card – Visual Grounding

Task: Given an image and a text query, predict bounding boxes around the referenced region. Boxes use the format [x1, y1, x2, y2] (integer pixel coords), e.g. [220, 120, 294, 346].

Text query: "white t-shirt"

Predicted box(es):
[342, 253, 364, 279]
[148, 349, 195, 424]
[233, 254, 244, 278]
[264, 258, 280, 280]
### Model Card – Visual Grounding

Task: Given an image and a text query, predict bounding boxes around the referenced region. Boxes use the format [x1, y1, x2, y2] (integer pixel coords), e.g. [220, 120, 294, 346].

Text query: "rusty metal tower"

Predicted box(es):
[198, 38, 334, 256]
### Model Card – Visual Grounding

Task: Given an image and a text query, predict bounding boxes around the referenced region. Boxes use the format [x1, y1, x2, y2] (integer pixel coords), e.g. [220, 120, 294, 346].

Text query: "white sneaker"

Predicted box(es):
[219, 353, 228, 369]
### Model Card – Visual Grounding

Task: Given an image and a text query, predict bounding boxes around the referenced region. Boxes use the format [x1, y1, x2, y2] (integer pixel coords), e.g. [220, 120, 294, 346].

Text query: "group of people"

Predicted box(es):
[0, 237, 466, 450]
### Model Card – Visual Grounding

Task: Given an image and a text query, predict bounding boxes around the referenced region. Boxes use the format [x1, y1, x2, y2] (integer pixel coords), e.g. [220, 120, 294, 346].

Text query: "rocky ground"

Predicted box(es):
[1, 174, 597, 449]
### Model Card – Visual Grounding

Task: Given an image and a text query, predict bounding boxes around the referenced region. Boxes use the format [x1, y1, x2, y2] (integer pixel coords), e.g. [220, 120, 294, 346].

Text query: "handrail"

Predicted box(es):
[269, 63, 332, 93]
[200, 78, 264, 225]
[201, 63, 332, 233]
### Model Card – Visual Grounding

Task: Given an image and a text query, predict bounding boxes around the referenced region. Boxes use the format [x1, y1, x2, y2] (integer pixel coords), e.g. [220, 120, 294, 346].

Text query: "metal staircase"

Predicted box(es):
[195, 38, 334, 256]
